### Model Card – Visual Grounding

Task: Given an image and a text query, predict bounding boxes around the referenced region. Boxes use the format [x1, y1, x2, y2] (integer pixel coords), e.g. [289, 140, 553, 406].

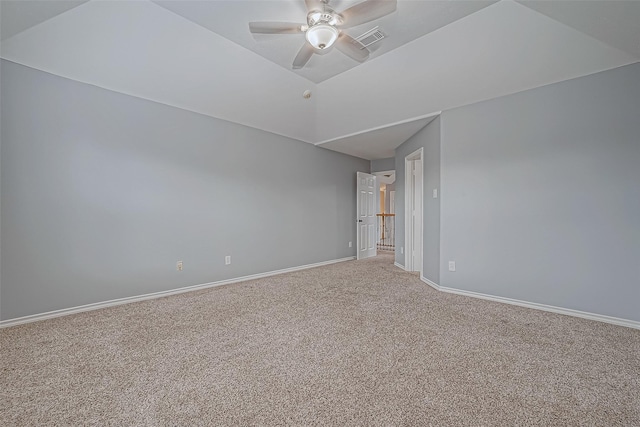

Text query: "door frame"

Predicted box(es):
[404, 148, 423, 273]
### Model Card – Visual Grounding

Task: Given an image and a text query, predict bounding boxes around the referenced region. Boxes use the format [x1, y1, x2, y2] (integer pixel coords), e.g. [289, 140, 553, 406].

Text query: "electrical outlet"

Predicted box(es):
[400, 247, 404, 254]
[225, 255, 231, 265]
[349, 241, 352, 248]
[433, 189, 438, 198]
[448, 261, 456, 272]
[176, 261, 183, 271]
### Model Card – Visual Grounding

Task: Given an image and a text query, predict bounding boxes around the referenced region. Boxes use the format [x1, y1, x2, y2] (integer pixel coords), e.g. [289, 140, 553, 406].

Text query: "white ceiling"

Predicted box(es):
[318, 114, 437, 160]
[519, 0, 640, 59]
[1, 0, 639, 160]
[0, 0, 89, 40]
[376, 171, 395, 185]
[315, 0, 639, 142]
[1, 0, 318, 142]
[154, 0, 498, 83]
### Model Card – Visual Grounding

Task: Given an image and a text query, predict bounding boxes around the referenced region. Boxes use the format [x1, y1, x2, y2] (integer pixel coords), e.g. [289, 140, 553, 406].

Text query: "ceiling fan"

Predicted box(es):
[249, 0, 397, 69]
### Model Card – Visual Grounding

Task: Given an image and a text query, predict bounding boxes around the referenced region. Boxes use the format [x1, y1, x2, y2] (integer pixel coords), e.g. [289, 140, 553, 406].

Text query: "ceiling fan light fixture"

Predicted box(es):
[305, 24, 339, 50]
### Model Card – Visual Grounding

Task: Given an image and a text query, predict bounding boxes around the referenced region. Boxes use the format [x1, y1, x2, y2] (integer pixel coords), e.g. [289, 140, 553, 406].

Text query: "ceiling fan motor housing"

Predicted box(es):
[307, 11, 342, 28]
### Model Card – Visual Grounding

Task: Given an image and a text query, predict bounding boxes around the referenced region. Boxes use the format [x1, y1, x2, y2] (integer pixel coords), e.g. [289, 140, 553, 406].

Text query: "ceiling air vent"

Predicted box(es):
[355, 26, 386, 49]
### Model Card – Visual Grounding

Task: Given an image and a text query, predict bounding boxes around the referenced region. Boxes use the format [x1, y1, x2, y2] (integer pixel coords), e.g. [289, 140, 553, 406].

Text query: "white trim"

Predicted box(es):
[420, 275, 440, 291]
[314, 112, 441, 146]
[419, 276, 640, 330]
[0, 257, 355, 329]
[404, 147, 423, 275]
[394, 262, 405, 270]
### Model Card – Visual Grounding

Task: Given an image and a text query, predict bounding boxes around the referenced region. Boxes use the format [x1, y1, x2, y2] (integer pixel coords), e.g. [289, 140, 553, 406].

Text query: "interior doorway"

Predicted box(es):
[405, 148, 423, 273]
[374, 170, 396, 252]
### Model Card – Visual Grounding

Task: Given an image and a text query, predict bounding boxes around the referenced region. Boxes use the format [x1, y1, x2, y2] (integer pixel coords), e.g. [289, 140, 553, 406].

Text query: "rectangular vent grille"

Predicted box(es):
[355, 26, 386, 49]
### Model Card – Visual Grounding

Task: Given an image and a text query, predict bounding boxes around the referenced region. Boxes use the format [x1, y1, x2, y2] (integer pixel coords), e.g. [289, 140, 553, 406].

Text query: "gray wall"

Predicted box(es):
[0, 60, 369, 320]
[394, 117, 441, 284]
[384, 182, 395, 214]
[371, 157, 394, 173]
[440, 62, 640, 322]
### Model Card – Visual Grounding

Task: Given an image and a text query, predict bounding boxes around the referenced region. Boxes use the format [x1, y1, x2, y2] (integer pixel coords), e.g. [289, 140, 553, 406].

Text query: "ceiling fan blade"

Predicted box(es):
[335, 33, 370, 62]
[292, 43, 316, 69]
[339, 0, 397, 28]
[249, 22, 303, 34]
[305, 0, 326, 12]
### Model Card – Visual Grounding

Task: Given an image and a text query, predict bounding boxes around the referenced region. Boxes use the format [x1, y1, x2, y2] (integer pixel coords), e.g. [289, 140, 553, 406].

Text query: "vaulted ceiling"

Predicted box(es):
[1, 0, 639, 160]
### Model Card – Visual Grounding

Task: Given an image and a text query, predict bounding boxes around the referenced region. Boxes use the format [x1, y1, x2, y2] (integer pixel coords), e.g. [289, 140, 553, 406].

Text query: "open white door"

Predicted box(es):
[356, 172, 377, 260]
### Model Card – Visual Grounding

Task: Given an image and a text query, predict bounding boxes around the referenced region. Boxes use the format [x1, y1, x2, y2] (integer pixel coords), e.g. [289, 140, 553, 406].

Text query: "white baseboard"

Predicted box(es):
[420, 276, 640, 330]
[420, 275, 440, 291]
[0, 257, 356, 329]
[394, 262, 405, 270]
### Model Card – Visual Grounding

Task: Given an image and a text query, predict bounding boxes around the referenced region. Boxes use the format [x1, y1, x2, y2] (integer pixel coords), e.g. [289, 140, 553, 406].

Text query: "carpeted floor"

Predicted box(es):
[1, 253, 639, 426]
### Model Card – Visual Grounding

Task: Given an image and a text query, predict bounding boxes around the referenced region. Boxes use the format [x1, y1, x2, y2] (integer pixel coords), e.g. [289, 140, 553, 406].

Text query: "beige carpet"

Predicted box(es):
[1, 253, 639, 426]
